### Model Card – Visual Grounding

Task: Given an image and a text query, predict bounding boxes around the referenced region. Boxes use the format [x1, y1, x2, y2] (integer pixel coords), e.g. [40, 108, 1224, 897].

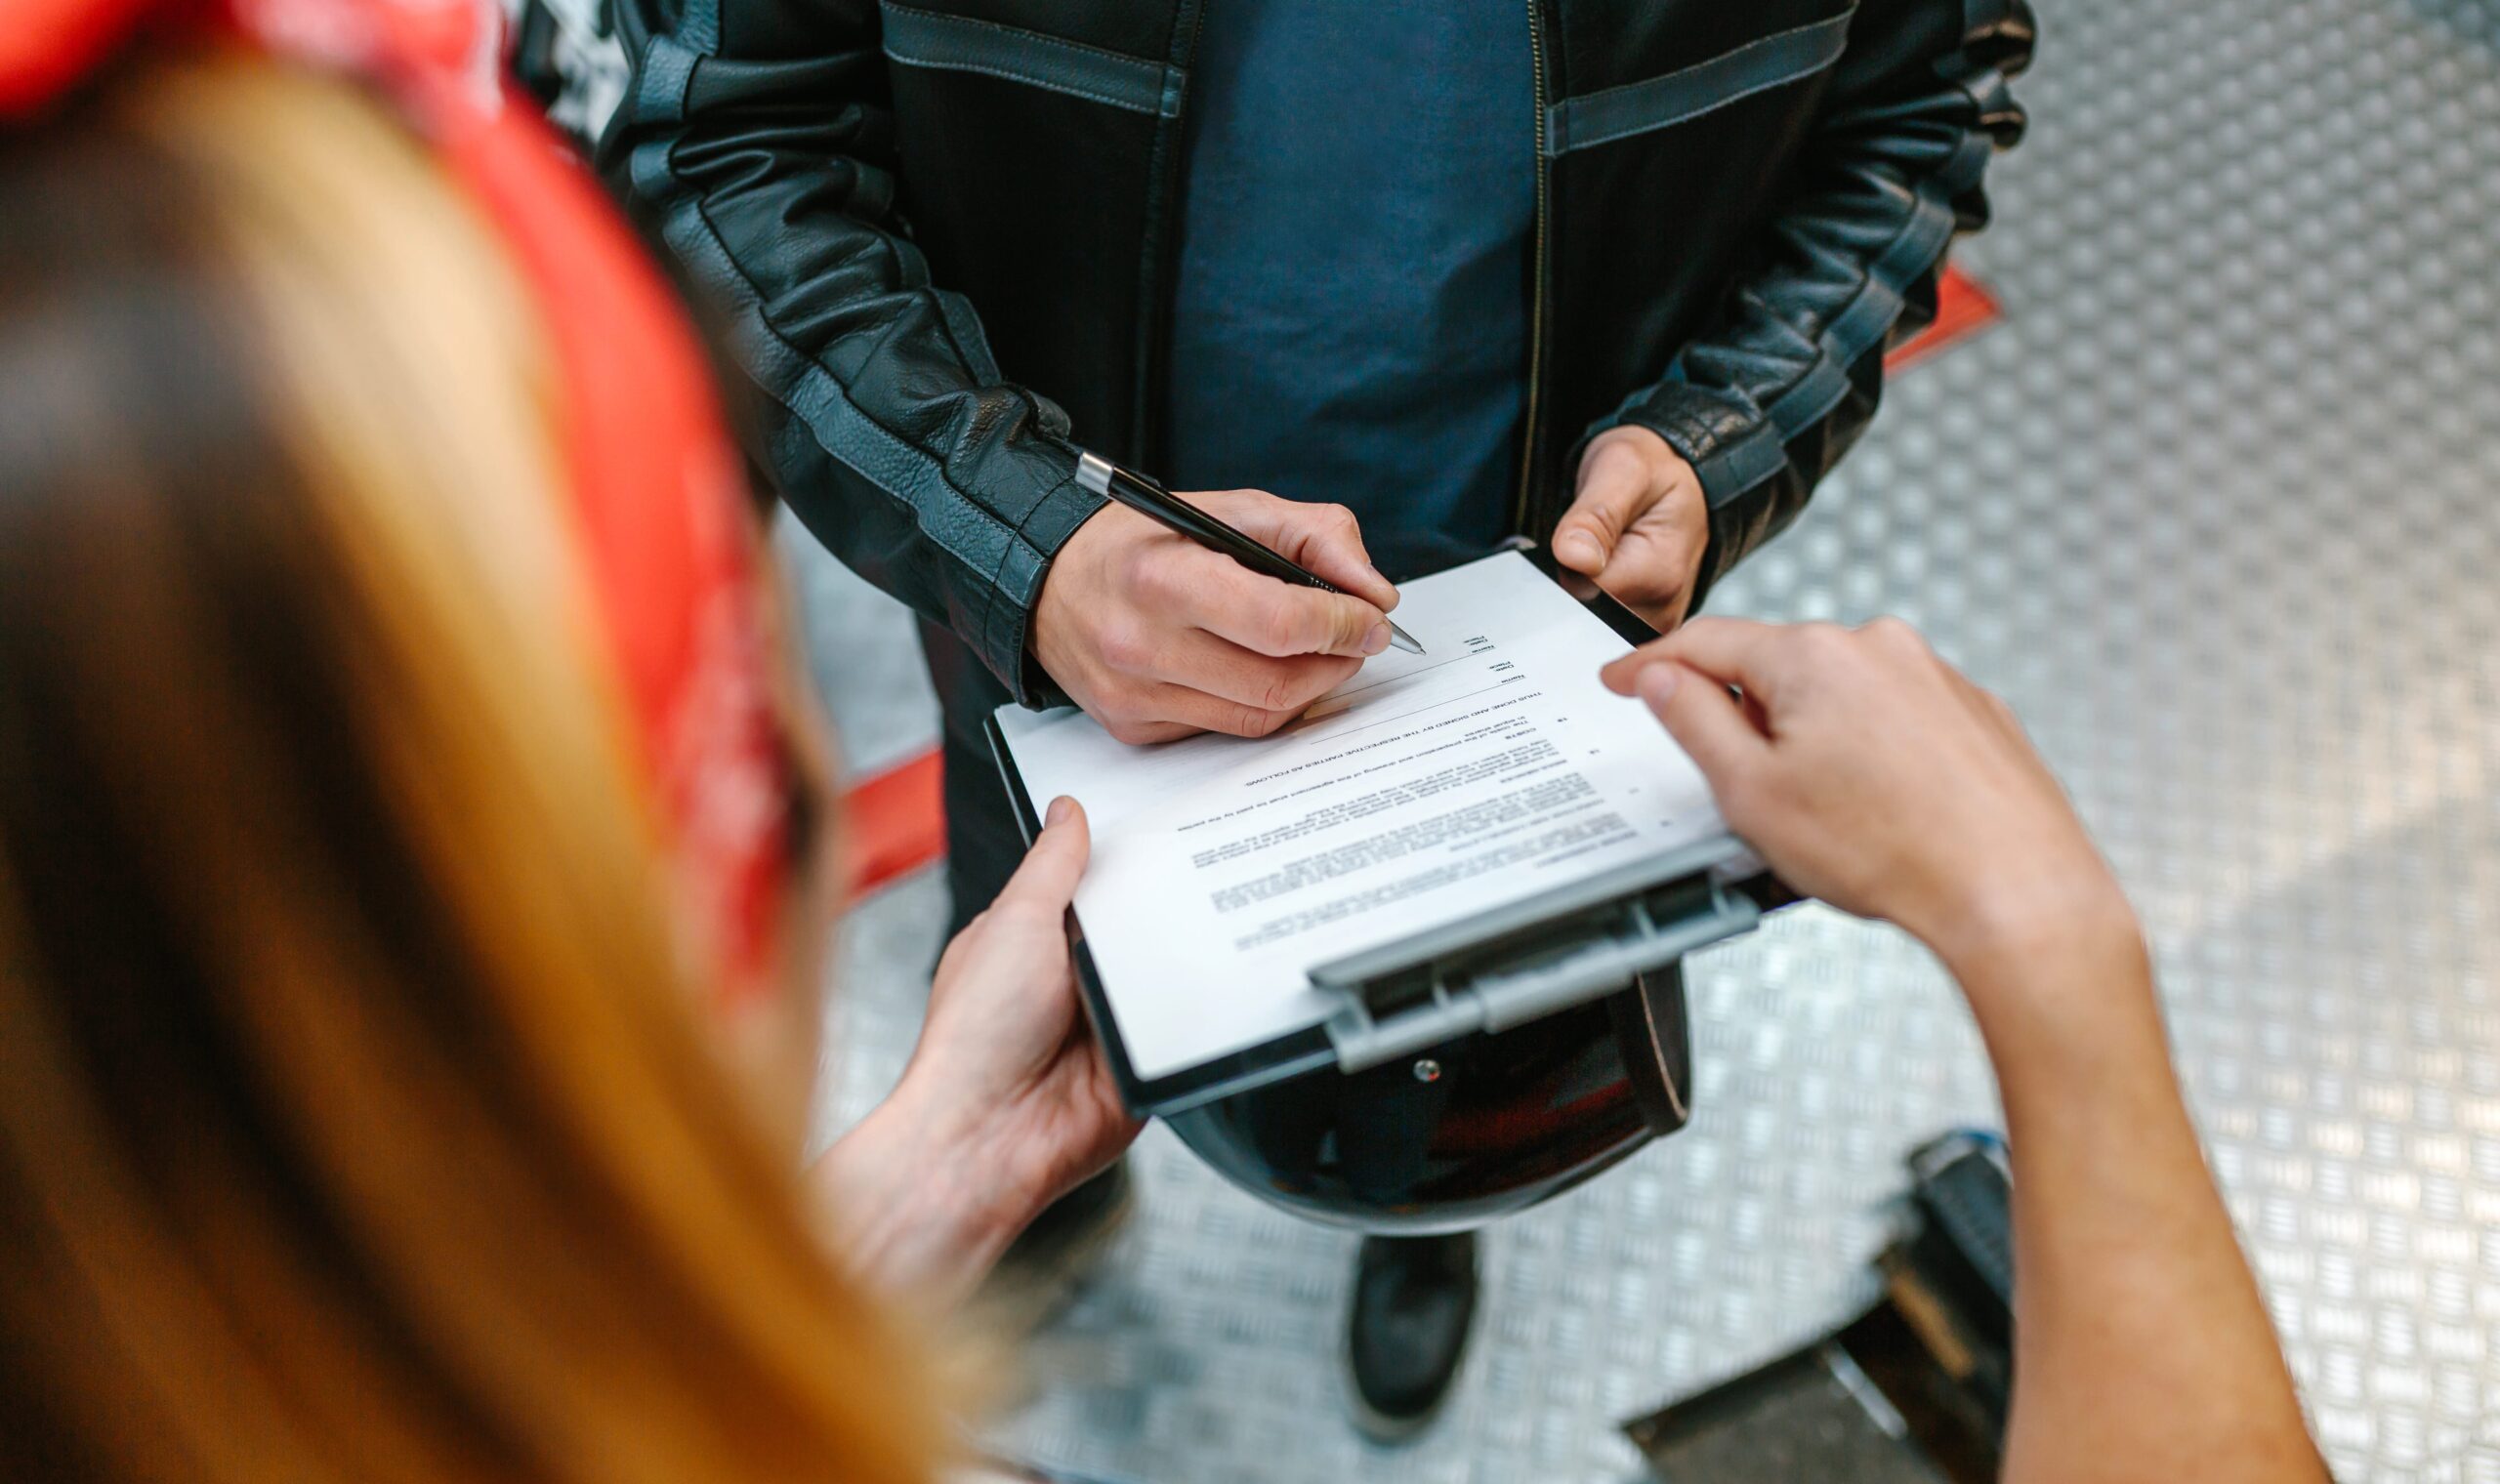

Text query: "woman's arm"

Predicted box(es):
[812, 799, 1139, 1311]
[1960, 919, 2323, 1484]
[1604, 618, 2325, 1484]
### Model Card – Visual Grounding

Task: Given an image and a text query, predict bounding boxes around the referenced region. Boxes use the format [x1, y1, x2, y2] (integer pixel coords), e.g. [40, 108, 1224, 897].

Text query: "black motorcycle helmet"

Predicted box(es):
[1156, 536, 1777, 1234]
[1166, 965, 1698, 1233]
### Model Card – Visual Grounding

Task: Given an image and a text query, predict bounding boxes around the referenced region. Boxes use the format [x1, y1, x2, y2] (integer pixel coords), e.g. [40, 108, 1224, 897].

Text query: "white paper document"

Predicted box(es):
[994, 552, 1727, 1084]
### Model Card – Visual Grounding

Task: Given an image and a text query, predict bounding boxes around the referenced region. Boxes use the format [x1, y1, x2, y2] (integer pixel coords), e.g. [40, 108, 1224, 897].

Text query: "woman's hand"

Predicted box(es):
[1600, 617, 2133, 975]
[905, 797, 1140, 1212]
[814, 798, 1140, 1306]
[1604, 622, 2331, 1484]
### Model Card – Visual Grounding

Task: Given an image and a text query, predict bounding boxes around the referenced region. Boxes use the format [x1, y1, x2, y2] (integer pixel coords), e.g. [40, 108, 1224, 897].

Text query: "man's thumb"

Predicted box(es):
[1556, 447, 1646, 575]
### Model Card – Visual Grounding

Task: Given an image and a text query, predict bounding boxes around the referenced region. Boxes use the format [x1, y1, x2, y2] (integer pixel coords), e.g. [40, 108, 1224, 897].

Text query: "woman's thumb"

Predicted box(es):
[1001, 797, 1091, 909]
[1634, 663, 1766, 789]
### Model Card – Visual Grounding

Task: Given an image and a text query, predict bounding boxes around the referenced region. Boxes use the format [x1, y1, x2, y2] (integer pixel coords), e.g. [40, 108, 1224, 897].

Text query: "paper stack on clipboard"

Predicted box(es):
[990, 550, 1767, 1114]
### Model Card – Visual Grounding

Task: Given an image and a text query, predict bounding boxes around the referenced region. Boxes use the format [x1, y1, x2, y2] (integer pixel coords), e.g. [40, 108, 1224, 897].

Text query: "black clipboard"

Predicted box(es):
[985, 543, 1764, 1117]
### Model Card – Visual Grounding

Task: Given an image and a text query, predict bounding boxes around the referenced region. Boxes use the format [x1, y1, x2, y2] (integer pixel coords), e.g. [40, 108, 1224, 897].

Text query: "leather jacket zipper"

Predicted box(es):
[1515, 0, 1551, 533]
[1135, 0, 1211, 467]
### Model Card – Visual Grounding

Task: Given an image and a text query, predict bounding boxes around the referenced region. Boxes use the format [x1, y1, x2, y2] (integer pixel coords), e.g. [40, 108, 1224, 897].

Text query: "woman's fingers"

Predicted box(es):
[1601, 616, 1786, 696]
[1633, 663, 1770, 792]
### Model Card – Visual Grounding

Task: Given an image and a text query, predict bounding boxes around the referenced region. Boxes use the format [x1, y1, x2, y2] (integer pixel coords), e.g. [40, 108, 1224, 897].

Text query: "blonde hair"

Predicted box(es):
[0, 51, 936, 1484]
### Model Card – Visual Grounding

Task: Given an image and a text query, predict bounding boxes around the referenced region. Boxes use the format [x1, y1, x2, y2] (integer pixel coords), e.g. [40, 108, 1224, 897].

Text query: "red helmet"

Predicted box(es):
[2, 0, 794, 1004]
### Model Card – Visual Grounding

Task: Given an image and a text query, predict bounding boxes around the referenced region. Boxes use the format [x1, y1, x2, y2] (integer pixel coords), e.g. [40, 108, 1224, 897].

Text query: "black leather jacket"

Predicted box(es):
[602, 0, 2032, 708]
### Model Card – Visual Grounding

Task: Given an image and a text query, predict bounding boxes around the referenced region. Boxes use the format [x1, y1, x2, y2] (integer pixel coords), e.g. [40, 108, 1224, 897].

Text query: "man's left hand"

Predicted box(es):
[1553, 425, 1709, 632]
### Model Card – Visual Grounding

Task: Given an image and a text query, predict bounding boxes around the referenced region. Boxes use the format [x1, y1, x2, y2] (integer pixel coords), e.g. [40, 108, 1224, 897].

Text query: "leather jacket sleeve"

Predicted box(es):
[1578, 0, 2035, 612]
[596, 0, 1103, 705]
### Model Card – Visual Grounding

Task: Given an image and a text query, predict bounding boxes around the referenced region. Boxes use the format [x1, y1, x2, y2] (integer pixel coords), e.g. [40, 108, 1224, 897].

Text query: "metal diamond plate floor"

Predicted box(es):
[794, 1, 2500, 1480]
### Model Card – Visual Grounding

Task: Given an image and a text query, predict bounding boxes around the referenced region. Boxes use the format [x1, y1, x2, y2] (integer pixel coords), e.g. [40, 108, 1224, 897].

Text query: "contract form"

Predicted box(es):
[993, 551, 1727, 1084]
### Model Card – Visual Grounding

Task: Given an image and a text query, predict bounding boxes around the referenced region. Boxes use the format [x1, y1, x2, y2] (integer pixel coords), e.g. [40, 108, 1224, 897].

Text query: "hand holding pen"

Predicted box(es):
[1026, 453, 1414, 745]
[1075, 454, 1424, 658]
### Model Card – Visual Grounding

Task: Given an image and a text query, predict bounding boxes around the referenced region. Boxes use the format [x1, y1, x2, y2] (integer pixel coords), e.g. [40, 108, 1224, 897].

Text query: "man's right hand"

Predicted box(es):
[1033, 489, 1402, 744]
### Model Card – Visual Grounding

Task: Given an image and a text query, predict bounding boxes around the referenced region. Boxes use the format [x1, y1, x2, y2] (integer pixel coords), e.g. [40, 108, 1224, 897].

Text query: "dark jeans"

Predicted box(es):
[921, 617, 1032, 936]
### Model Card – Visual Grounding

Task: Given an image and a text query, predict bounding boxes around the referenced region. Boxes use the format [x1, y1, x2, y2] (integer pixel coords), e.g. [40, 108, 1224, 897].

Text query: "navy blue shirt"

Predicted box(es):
[1164, 0, 1532, 553]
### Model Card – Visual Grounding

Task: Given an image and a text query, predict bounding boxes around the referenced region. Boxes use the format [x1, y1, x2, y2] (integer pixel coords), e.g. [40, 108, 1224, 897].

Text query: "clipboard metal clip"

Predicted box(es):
[1310, 840, 1770, 1076]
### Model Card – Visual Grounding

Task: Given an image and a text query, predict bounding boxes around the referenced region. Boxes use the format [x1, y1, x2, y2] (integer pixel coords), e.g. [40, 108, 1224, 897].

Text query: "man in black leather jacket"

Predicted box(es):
[602, 0, 2030, 1439]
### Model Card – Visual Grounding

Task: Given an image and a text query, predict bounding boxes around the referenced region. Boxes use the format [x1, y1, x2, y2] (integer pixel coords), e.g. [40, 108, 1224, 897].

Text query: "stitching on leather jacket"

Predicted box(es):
[655, 192, 1023, 630]
[635, 35, 695, 128]
[879, 2, 1175, 118]
[1545, 12, 1853, 157]
[1684, 128, 1990, 505]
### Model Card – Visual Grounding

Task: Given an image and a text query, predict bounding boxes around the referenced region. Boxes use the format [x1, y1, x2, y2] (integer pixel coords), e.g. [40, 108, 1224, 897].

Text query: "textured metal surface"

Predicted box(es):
[789, 1, 2500, 1480]
[1624, 1348, 1949, 1484]
[777, 510, 941, 779]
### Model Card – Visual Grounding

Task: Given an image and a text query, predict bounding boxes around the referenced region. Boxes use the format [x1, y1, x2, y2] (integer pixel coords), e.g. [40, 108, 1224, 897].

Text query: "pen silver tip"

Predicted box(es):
[1074, 450, 1114, 497]
[1388, 622, 1425, 656]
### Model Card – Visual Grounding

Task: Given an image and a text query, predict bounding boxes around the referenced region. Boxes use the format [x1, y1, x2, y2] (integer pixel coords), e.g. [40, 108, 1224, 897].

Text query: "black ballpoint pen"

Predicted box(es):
[1074, 451, 1425, 656]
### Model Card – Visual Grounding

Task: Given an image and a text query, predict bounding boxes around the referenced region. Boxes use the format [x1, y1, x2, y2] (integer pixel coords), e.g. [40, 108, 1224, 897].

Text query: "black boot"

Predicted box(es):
[1345, 1230, 1479, 1441]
